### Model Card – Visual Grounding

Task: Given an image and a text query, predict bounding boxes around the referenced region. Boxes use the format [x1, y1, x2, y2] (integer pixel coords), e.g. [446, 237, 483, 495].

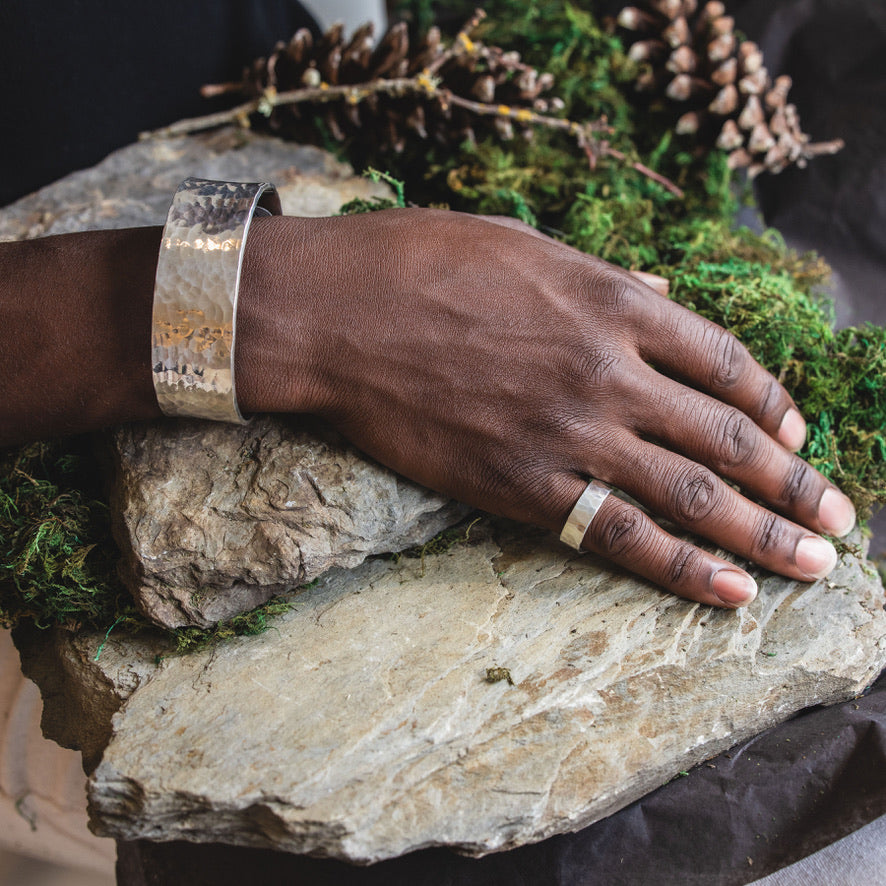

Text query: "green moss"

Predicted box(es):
[665, 253, 885, 517]
[392, 516, 482, 577]
[168, 597, 297, 655]
[338, 168, 408, 214]
[2, 0, 883, 647]
[0, 439, 130, 630]
[0, 438, 306, 655]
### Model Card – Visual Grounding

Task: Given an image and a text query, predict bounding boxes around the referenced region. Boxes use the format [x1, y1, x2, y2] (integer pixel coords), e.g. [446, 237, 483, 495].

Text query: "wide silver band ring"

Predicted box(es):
[560, 480, 612, 551]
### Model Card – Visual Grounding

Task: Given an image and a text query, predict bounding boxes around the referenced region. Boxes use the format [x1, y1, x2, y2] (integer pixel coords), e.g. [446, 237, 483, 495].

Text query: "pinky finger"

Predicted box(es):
[574, 491, 758, 609]
[627, 269, 669, 297]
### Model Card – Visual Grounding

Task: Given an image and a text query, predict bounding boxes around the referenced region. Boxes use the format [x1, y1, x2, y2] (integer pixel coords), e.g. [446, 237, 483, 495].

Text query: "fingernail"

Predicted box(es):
[777, 408, 806, 451]
[795, 536, 838, 579]
[712, 569, 758, 607]
[818, 488, 856, 538]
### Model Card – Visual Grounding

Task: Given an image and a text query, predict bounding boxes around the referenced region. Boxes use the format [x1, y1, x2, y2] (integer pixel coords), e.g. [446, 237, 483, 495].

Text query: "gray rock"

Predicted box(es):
[111, 417, 467, 627]
[16, 521, 886, 863]
[0, 128, 391, 240]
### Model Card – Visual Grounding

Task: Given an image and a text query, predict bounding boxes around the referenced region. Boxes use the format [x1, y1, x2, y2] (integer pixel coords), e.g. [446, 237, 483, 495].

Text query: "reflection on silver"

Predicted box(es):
[560, 480, 612, 551]
[151, 177, 282, 424]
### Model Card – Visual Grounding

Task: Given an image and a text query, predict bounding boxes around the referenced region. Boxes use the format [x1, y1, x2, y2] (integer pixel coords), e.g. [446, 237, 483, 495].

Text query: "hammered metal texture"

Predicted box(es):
[151, 177, 281, 423]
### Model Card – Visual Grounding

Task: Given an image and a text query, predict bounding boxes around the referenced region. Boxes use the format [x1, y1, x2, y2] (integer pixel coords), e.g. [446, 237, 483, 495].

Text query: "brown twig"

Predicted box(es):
[200, 81, 245, 99]
[142, 77, 682, 195]
[141, 7, 683, 197]
[141, 77, 437, 140]
[603, 147, 685, 197]
[801, 138, 845, 159]
[443, 93, 683, 196]
[442, 91, 609, 138]
[424, 7, 488, 76]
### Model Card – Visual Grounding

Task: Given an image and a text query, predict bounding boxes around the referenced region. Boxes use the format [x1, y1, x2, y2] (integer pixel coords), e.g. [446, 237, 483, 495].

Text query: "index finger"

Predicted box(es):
[478, 216, 671, 296]
[634, 292, 807, 451]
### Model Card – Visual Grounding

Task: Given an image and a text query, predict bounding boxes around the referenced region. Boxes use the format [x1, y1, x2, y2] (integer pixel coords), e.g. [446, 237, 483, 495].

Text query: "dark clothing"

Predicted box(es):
[0, 0, 319, 206]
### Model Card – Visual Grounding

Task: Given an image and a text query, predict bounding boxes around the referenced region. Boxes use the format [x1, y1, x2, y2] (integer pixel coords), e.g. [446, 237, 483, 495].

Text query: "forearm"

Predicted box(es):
[0, 227, 165, 445]
[0, 217, 314, 446]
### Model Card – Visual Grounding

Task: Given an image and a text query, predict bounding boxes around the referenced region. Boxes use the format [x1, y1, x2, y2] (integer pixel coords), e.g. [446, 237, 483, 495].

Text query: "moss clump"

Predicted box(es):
[0, 438, 303, 655]
[167, 596, 297, 655]
[392, 516, 483, 577]
[2, 0, 883, 646]
[664, 249, 885, 516]
[0, 438, 130, 630]
[398, 516, 482, 559]
[338, 168, 408, 215]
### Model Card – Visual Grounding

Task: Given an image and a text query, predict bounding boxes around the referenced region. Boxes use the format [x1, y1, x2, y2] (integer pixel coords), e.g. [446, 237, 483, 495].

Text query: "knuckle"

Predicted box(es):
[588, 504, 649, 557]
[585, 348, 620, 386]
[471, 450, 539, 506]
[560, 346, 622, 388]
[501, 450, 550, 493]
[755, 378, 781, 421]
[539, 411, 589, 452]
[708, 328, 746, 390]
[752, 512, 785, 557]
[711, 411, 758, 471]
[591, 272, 633, 318]
[671, 465, 718, 524]
[667, 544, 704, 585]
[778, 459, 816, 508]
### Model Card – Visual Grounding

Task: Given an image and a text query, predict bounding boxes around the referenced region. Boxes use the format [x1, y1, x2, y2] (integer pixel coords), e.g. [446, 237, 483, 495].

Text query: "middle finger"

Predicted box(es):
[626, 367, 855, 538]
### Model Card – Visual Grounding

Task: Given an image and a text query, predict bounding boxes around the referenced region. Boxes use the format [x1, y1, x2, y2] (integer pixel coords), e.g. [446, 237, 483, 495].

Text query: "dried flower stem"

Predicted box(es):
[424, 8, 488, 76]
[142, 78, 434, 139]
[800, 139, 845, 160]
[603, 146, 685, 196]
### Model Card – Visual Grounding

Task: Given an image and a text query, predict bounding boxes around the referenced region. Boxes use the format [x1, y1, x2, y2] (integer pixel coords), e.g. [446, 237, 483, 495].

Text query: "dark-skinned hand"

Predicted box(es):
[233, 208, 856, 608]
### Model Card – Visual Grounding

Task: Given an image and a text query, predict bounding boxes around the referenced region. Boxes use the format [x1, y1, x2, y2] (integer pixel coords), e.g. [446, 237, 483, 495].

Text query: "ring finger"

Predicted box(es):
[558, 477, 758, 608]
[596, 439, 839, 583]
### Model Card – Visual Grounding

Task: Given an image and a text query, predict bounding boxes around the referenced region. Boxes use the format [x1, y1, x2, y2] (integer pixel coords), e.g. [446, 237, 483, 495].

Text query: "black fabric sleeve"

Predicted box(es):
[0, 0, 320, 206]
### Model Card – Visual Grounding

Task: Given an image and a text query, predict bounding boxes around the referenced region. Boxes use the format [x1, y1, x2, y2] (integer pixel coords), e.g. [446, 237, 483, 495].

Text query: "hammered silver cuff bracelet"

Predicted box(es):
[151, 177, 282, 424]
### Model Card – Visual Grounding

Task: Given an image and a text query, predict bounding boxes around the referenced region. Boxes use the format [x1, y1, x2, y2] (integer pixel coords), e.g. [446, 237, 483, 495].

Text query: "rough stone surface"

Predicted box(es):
[111, 418, 467, 627]
[16, 521, 886, 863]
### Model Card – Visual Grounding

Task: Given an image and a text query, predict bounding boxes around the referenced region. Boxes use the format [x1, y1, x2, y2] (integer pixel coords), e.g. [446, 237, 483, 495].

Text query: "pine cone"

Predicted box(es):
[616, 0, 843, 176]
[220, 15, 556, 153]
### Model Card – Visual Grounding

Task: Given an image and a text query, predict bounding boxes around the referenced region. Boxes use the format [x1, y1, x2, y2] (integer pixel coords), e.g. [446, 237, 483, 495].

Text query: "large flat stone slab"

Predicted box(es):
[16, 520, 886, 863]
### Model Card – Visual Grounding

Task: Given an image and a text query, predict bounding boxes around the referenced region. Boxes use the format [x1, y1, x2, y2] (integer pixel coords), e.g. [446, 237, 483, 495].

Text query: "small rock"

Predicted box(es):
[111, 417, 467, 627]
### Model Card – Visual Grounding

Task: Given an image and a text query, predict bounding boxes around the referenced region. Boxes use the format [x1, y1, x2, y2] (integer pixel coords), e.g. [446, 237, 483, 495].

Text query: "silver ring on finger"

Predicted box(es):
[560, 479, 612, 551]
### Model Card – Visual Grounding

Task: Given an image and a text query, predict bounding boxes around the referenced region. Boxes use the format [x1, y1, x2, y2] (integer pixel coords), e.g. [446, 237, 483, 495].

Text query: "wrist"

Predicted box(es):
[235, 214, 329, 417]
